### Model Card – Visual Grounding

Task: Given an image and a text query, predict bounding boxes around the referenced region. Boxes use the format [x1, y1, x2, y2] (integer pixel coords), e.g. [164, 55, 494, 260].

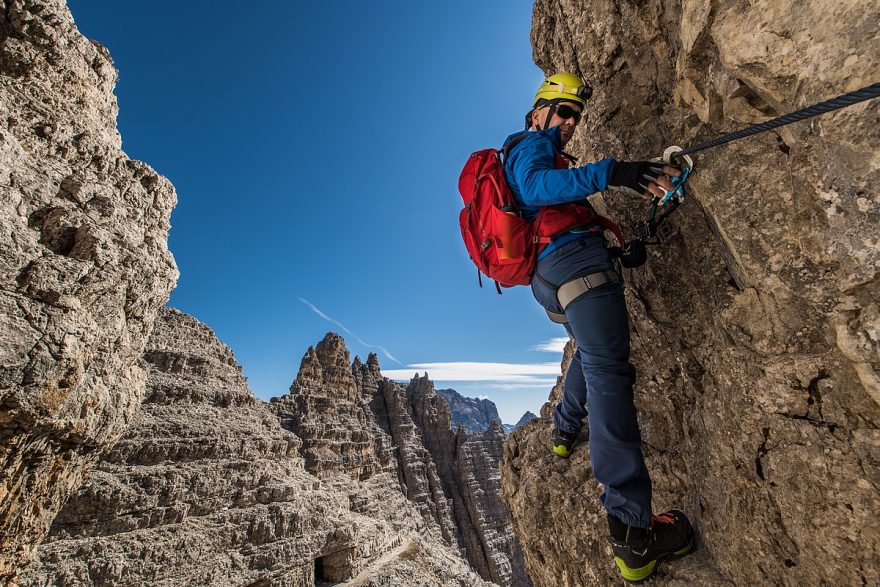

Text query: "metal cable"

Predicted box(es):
[672, 82, 880, 161]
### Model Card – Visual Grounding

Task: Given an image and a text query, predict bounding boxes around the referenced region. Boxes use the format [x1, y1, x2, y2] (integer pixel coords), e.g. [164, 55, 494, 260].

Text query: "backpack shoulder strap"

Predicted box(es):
[500, 133, 530, 167]
[559, 150, 578, 164]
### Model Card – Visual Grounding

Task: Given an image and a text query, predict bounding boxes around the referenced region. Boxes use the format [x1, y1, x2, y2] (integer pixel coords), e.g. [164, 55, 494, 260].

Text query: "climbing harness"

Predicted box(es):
[543, 270, 622, 324]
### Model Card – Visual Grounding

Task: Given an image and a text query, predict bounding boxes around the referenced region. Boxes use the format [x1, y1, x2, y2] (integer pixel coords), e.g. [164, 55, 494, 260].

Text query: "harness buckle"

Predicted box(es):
[548, 270, 622, 324]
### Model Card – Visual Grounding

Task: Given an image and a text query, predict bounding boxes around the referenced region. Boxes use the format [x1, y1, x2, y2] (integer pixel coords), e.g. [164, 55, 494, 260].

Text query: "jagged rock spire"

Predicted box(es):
[290, 332, 357, 400]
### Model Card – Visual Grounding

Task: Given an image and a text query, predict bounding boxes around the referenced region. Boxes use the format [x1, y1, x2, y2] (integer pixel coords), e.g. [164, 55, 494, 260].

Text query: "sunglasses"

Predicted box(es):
[555, 104, 582, 124]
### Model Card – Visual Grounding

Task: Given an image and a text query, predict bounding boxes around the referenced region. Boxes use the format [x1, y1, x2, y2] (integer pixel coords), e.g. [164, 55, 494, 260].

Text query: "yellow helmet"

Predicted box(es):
[533, 72, 592, 107]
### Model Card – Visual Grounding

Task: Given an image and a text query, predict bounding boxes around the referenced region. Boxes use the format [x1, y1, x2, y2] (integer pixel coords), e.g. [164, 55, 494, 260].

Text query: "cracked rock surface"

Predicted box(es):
[23, 309, 494, 587]
[0, 0, 177, 580]
[501, 0, 880, 585]
[274, 338, 529, 586]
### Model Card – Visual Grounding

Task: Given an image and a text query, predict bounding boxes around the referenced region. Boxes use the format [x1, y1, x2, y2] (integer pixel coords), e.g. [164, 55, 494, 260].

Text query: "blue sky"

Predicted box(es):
[68, 0, 569, 423]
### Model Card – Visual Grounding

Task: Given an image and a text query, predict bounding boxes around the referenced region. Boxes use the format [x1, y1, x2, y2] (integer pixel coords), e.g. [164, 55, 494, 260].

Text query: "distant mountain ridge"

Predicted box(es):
[504, 411, 538, 434]
[436, 389, 501, 433]
[437, 389, 538, 434]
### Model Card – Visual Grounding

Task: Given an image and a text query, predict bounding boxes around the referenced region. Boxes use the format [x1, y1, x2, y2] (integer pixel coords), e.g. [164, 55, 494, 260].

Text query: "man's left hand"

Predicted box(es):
[607, 161, 682, 200]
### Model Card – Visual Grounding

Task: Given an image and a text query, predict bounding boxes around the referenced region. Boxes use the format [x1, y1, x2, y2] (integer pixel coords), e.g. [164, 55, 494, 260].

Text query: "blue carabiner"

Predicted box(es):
[659, 165, 691, 205]
[657, 146, 694, 205]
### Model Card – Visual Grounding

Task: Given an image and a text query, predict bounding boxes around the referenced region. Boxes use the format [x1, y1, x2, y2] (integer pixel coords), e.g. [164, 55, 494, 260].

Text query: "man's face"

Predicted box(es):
[533, 100, 582, 146]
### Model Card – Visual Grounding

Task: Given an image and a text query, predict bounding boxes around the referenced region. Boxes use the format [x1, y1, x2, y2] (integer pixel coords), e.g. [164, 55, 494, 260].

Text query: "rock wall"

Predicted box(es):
[273, 335, 398, 481]
[24, 315, 526, 586]
[24, 309, 492, 587]
[437, 388, 503, 433]
[275, 338, 530, 586]
[407, 376, 531, 586]
[455, 421, 531, 587]
[375, 374, 460, 546]
[513, 412, 537, 429]
[0, 0, 177, 580]
[501, 0, 879, 585]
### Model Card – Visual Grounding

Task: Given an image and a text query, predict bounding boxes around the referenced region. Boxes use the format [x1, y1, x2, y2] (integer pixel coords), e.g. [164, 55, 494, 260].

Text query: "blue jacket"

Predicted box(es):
[503, 126, 616, 258]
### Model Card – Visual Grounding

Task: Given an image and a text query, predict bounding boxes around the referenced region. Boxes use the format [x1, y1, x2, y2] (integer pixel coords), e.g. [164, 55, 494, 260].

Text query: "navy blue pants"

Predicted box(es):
[532, 233, 652, 528]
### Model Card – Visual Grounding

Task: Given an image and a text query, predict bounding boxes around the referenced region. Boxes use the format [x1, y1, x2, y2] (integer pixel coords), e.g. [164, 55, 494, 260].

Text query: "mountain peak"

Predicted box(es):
[290, 332, 356, 398]
[436, 389, 502, 433]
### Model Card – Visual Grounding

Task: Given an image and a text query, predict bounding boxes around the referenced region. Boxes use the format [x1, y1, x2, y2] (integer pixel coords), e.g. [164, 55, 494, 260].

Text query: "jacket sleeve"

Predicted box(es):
[509, 133, 616, 206]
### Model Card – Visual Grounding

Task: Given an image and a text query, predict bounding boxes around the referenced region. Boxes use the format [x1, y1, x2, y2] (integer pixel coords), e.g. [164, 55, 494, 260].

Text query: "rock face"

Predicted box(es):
[514, 412, 537, 429]
[437, 388, 503, 433]
[275, 341, 531, 587]
[0, 1, 177, 579]
[24, 309, 493, 587]
[454, 421, 531, 587]
[503, 412, 538, 434]
[405, 376, 531, 587]
[501, 1, 880, 586]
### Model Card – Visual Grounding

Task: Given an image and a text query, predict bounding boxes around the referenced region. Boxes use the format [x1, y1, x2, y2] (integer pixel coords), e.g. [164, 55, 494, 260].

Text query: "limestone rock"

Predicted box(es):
[22, 315, 523, 586]
[437, 388, 503, 433]
[455, 422, 531, 587]
[502, 1, 880, 585]
[0, 0, 177, 579]
[277, 344, 530, 586]
[514, 412, 538, 429]
[274, 333, 396, 481]
[24, 309, 493, 587]
[376, 375, 460, 546]
[406, 376, 531, 586]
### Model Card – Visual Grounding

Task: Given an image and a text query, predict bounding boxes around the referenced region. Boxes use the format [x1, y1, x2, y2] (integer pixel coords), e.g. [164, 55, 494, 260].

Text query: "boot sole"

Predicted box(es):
[614, 537, 694, 583]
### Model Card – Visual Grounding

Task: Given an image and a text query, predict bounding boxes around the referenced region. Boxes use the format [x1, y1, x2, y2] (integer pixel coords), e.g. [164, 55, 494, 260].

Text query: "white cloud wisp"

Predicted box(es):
[382, 361, 560, 385]
[299, 298, 403, 365]
[530, 336, 570, 353]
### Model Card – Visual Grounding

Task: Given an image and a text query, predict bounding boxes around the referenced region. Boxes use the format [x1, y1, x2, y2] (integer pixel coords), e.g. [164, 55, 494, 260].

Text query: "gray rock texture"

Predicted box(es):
[0, 0, 177, 580]
[275, 339, 530, 586]
[503, 412, 538, 435]
[437, 388, 503, 433]
[406, 377, 531, 587]
[501, 0, 880, 586]
[455, 421, 531, 587]
[514, 412, 537, 429]
[24, 309, 492, 587]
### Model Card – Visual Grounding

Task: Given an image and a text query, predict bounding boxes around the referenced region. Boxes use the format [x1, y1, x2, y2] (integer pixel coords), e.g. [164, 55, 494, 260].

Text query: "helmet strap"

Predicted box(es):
[540, 102, 559, 131]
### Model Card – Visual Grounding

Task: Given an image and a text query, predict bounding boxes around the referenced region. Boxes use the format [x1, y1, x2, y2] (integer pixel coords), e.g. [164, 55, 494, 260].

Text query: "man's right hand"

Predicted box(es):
[607, 161, 681, 200]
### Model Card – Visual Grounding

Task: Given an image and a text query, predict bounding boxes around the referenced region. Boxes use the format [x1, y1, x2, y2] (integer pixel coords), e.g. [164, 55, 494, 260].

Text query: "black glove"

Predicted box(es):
[607, 161, 669, 197]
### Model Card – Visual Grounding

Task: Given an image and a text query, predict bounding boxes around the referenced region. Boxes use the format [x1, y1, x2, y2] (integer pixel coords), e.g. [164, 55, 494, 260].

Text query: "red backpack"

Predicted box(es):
[458, 138, 624, 291]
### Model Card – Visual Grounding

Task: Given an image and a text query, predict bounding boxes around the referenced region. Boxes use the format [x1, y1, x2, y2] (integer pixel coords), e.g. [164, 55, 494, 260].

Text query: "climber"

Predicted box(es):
[502, 73, 695, 582]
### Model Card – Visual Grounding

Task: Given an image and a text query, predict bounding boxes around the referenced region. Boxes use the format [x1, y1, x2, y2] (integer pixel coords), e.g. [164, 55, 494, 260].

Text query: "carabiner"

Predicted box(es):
[657, 146, 694, 205]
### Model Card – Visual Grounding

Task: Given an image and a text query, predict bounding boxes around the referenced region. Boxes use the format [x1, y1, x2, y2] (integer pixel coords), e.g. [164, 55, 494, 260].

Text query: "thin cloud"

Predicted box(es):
[530, 337, 570, 353]
[299, 298, 402, 365]
[478, 380, 559, 390]
[382, 361, 560, 384]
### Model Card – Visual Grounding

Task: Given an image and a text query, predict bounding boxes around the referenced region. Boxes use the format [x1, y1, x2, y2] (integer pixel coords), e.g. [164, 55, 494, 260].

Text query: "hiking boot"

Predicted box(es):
[609, 510, 694, 582]
[551, 427, 576, 458]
